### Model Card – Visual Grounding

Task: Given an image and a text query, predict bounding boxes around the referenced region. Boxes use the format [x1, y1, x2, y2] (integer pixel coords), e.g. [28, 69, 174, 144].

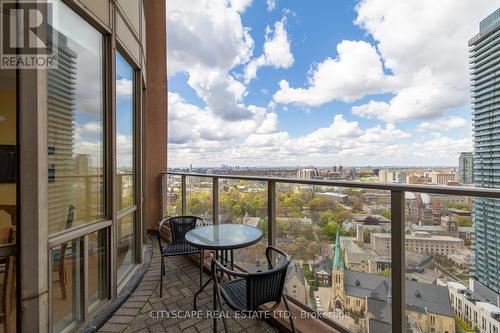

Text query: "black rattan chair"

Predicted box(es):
[211, 246, 296, 333]
[157, 216, 205, 297]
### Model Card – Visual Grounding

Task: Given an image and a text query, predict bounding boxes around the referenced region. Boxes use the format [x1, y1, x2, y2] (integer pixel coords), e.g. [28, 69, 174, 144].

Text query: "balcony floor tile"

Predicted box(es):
[98, 240, 279, 333]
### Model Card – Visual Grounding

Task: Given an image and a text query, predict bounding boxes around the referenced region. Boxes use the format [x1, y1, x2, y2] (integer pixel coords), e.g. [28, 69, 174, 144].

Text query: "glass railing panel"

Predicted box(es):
[186, 176, 213, 223]
[165, 174, 182, 216]
[275, 182, 392, 332]
[218, 178, 268, 270]
[404, 192, 500, 333]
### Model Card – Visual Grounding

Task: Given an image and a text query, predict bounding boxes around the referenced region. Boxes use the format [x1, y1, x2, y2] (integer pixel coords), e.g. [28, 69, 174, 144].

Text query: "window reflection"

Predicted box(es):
[0, 64, 17, 332]
[0, 68, 17, 245]
[88, 229, 109, 312]
[47, 1, 104, 235]
[0, 256, 16, 333]
[52, 239, 82, 333]
[116, 52, 135, 211]
[117, 214, 135, 282]
[116, 52, 136, 282]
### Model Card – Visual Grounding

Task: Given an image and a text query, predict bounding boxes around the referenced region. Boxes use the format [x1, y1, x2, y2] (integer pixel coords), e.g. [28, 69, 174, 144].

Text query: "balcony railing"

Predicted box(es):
[161, 171, 500, 333]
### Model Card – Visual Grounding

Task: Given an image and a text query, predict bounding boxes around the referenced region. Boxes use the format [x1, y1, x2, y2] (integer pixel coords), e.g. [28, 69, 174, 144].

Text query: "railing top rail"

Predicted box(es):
[163, 171, 500, 198]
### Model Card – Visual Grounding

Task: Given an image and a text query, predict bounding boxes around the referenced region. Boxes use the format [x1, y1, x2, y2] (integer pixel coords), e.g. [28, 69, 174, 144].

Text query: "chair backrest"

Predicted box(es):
[245, 247, 291, 310]
[65, 205, 75, 230]
[157, 216, 203, 247]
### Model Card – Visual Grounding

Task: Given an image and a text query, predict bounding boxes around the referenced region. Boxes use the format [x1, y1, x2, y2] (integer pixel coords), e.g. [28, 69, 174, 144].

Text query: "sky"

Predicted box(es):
[166, 0, 499, 168]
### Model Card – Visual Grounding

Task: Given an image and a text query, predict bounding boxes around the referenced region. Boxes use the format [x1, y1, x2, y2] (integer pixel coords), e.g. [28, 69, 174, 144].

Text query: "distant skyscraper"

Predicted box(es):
[395, 171, 406, 183]
[470, 8, 500, 301]
[296, 168, 319, 179]
[458, 152, 473, 185]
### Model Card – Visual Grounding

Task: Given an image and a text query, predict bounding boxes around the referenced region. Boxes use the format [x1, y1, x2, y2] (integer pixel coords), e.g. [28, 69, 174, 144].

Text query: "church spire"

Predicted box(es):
[332, 228, 344, 270]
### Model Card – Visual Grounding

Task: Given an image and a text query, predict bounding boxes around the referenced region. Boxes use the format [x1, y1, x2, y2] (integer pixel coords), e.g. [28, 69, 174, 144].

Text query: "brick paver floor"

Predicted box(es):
[98, 241, 280, 333]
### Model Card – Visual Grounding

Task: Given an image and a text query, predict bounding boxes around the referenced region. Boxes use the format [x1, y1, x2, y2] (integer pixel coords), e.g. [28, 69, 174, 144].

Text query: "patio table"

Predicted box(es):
[185, 224, 263, 316]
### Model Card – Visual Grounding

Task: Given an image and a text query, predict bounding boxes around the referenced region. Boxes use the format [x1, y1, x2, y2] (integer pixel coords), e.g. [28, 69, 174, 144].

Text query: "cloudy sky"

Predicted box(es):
[167, 0, 498, 168]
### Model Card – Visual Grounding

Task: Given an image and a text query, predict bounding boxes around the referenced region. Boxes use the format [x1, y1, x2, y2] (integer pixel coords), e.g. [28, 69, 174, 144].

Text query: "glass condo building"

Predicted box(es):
[470, 8, 500, 301]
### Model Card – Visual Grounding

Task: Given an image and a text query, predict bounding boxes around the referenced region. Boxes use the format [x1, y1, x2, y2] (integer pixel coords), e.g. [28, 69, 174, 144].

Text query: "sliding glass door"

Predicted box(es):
[115, 51, 137, 283]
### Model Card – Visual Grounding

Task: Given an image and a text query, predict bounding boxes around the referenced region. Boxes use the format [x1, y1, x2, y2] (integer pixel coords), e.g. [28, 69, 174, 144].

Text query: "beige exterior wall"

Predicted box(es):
[344, 295, 366, 314]
[407, 310, 455, 333]
[371, 233, 464, 256]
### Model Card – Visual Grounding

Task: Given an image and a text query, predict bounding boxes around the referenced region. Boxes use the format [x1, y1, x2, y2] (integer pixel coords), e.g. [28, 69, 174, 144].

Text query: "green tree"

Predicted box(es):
[322, 221, 346, 240]
[455, 215, 473, 227]
[377, 269, 391, 277]
[380, 209, 391, 219]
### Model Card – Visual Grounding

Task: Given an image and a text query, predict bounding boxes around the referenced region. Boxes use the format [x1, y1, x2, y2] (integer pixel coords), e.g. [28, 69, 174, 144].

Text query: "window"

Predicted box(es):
[115, 51, 136, 283]
[0, 63, 17, 333]
[117, 214, 135, 281]
[51, 239, 82, 333]
[88, 229, 109, 312]
[47, 2, 110, 332]
[47, 0, 105, 235]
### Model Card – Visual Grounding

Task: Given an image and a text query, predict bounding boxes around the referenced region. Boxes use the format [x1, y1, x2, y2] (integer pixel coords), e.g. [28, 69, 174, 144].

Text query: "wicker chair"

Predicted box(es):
[157, 216, 205, 298]
[211, 246, 296, 333]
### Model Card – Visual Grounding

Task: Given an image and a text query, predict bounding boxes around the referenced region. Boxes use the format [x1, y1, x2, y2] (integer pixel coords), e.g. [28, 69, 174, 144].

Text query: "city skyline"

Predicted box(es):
[167, 0, 498, 167]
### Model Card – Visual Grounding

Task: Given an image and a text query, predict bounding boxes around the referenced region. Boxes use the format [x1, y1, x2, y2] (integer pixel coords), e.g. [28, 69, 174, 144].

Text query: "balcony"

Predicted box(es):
[98, 240, 279, 333]
[156, 171, 500, 333]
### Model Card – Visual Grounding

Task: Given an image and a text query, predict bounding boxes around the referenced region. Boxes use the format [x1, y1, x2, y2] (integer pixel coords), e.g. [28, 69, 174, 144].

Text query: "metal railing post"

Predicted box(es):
[391, 190, 405, 333]
[268, 180, 276, 247]
[181, 174, 187, 215]
[213, 177, 219, 224]
[161, 173, 166, 218]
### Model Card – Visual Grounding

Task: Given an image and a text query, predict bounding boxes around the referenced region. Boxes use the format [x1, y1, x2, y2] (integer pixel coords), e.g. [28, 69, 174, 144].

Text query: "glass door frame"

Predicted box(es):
[46, 2, 113, 331]
[114, 42, 143, 293]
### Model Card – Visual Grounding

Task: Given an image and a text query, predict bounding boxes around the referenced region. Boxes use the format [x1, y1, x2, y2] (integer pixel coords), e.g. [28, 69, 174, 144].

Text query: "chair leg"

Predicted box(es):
[214, 283, 229, 333]
[160, 256, 164, 298]
[199, 251, 203, 288]
[59, 265, 66, 300]
[163, 257, 166, 276]
[282, 294, 296, 333]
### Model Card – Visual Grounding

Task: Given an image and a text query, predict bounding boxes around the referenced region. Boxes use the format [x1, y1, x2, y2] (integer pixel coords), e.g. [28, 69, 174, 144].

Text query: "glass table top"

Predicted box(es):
[185, 224, 263, 250]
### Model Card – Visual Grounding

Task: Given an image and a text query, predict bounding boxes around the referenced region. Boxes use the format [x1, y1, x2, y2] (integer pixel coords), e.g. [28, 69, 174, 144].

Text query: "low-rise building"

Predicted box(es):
[431, 171, 457, 185]
[316, 192, 348, 203]
[313, 257, 332, 286]
[371, 232, 464, 256]
[330, 231, 455, 333]
[448, 281, 500, 333]
[345, 214, 391, 233]
[408, 175, 432, 184]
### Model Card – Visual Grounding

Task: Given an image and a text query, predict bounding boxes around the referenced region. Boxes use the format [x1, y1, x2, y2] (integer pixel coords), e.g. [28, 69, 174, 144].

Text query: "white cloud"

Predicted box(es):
[273, 40, 396, 106]
[350, 0, 499, 121]
[416, 116, 468, 132]
[116, 78, 132, 96]
[187, 67, 251, 120]
[244, 18, 294, 83]
[230, 0, 252, 12]
[266, 0, 276, 11]
[168, 92, 266, 144]
[255, 112, 280, 134]
[167, 0, 253, 75]
[81, 122, 102, 134]
[116, 134, 133, 168]
[168, 104, 471, 167]
[167, 0, 259, 121]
